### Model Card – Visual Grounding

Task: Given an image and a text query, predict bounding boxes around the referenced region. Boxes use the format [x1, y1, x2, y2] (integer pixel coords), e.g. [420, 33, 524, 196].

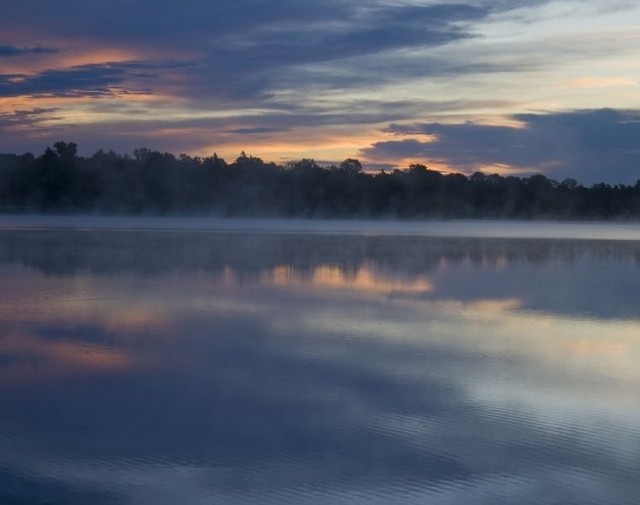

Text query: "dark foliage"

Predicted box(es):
[1, 143, 639, 219]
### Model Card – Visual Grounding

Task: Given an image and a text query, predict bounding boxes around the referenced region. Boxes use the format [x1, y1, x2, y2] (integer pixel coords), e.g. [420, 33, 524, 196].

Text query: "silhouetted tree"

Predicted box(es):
[335, 158, 362, 177]
[0, 142, 638, 220]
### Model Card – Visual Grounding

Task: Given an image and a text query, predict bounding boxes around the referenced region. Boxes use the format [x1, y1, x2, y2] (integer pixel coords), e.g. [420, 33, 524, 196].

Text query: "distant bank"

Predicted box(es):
[1, 144, 640, 220]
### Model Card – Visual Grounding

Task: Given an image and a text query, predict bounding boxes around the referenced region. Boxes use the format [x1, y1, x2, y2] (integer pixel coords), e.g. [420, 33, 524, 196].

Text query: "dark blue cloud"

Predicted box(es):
[0, 61, 190, 98]
[0, 65, 130, 98]
[0, 1, 485, 44]
[0, 0, 346, 39]
[219, 4, 487, 65]
[363, 109, 640, 184]
[0, 45, 58, 57]
[0, 1, 502, 104]
[161, 3, 495, 104]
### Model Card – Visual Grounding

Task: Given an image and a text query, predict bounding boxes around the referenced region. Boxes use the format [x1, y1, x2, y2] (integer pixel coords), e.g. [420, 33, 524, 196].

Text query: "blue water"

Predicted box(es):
[0, 222, 639, 504]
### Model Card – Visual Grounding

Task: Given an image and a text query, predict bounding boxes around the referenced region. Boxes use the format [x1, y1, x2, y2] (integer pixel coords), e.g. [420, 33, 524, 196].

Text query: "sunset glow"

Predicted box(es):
[2, 1, 640, 182]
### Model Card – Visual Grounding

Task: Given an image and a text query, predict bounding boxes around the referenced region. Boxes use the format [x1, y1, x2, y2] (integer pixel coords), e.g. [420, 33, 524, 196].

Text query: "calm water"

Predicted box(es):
[0, 221, 639, 504]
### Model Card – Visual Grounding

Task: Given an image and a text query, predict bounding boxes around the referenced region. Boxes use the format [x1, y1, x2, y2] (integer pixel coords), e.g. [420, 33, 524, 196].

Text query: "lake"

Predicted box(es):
[0, 218, 639, 504]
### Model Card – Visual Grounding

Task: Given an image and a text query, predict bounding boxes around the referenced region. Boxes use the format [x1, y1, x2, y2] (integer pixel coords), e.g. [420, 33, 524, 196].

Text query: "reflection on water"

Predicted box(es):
[0, 228, 639, 504]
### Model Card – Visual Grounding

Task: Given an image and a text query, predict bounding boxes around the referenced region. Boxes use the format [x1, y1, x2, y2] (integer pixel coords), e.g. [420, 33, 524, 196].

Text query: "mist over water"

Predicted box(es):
[0, 221, 639, 504]
[2, 215, 640, 241]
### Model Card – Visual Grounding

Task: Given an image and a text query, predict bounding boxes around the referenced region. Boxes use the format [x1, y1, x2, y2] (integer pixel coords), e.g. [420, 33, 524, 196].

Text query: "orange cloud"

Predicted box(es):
[558, 77, 637, 89]
[1, 43, 141, 75]
[0, 333, 137, 383]
[474, 163, 534, 176]
[196, 127, 387, 163]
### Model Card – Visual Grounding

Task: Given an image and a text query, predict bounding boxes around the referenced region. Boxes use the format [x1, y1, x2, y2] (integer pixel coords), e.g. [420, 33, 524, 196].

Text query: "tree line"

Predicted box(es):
[0, 141, 639, 219]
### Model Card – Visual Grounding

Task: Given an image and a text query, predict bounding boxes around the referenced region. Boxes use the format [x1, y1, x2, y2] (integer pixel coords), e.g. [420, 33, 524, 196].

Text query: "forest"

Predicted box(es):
[0, 141, 639, 219]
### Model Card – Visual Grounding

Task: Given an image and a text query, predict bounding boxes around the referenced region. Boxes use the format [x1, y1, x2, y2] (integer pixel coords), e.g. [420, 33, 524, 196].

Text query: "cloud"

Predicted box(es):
[143, 3, 497, 106]
[0, 108, 61, 129]
[1, 230, 639, 503]
[219, 4, 487, 66]
[0, 61, 189, 98]
[0, 45, 58, 57]
[224, 126, 291, 135]
[0, 1, 505, 105]
[0, 1, 484, 46]
[1, 0, 639, 178]
[0, 1, 554, 112]
[362, 109, 640, 184]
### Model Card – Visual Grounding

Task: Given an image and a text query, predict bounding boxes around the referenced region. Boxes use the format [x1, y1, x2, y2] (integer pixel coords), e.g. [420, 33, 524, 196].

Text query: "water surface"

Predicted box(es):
[2, 215, 640, 240]
[0, 224, 639, 504]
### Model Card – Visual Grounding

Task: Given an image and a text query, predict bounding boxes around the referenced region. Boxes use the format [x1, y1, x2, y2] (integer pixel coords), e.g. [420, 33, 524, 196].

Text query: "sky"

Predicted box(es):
[1, 0, 639, 184]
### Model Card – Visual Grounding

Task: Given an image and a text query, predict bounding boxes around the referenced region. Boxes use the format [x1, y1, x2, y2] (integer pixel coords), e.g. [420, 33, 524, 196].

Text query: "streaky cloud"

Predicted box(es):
[0, 61, 189, 98]
[0, 108, 62, 129]
[0, 45, 58, 57]
[225, 127, 292, 135]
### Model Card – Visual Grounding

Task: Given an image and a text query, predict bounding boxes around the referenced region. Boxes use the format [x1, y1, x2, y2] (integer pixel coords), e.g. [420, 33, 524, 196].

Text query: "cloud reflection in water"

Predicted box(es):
[0, 229, 639, 504]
